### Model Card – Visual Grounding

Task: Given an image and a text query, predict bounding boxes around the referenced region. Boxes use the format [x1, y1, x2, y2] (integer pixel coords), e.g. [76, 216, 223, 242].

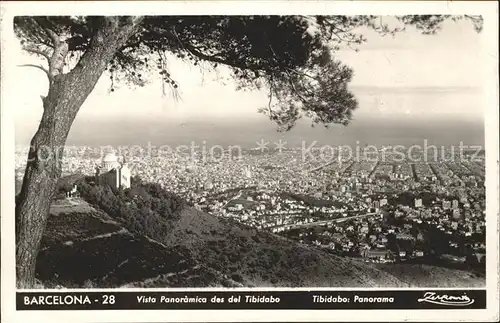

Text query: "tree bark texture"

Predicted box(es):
[15, 16, 144, 288]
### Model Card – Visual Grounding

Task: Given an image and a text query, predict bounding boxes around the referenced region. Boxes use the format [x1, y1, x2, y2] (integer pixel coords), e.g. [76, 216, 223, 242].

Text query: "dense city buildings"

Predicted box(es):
[15, 145, 486, 267]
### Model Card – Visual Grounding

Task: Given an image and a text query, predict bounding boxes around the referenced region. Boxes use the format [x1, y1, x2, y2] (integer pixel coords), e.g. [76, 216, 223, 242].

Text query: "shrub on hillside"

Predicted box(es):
[77, 176, 185, 241]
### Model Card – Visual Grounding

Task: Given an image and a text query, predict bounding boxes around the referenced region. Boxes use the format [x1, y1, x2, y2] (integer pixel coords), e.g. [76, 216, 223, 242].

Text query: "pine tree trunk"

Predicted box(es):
[16, 77, 77, 288]
[15, 16, 144, 288]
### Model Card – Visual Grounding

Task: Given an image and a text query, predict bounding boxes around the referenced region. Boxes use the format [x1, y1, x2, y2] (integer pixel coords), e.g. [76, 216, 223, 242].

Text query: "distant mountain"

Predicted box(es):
[35, 197, 485, 288]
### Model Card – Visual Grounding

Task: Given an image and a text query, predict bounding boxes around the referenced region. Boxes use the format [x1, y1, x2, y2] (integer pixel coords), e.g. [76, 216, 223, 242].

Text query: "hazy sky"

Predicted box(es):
[10, 16, 485, 147]
[12, 17, 483, 118]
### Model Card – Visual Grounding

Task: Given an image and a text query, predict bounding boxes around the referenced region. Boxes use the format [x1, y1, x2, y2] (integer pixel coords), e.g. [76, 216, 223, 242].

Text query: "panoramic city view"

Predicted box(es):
[14, 142, 487, 269]
[12, 14, 487, 289]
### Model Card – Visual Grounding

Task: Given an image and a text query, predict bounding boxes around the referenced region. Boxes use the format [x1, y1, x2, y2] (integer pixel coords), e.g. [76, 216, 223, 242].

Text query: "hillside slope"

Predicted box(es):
[159, 208, 484, 288]
[35, 198, 485, 288]
[374, 262, 484, 288]
[36, 199, 240, 288]
[159, 208, 408, 287]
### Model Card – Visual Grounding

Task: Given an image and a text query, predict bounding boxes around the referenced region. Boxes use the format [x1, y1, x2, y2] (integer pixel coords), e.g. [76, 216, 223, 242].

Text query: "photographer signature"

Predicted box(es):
[417, 292, 475, 306]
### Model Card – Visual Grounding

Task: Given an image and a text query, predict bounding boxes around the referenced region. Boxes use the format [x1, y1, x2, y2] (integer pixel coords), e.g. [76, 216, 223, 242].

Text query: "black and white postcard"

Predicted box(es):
[1, 1, 499, 322]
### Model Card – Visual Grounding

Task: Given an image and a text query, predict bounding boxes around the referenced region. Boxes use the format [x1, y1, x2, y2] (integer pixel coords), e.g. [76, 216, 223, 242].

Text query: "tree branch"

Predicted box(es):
[28, 17, 68, 80]
[45, 28, 60, 46]
[268, 77, 274, 116]
[22, 46, 52, 62]
[17, 64, 51, 81]
[183, 43, 249, 71]
[29, 18, 57, 48]
[35, 19, 59, 47]
[285, 67, 319, 82]
[284, 70, 309, 105]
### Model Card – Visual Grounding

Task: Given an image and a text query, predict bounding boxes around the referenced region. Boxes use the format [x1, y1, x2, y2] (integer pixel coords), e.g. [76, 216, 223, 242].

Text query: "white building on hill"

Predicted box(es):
[96, 152, 131, 189]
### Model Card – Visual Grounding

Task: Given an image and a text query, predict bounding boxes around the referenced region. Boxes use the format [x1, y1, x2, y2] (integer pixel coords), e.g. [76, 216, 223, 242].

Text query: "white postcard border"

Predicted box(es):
[1, 1, 499, 322]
